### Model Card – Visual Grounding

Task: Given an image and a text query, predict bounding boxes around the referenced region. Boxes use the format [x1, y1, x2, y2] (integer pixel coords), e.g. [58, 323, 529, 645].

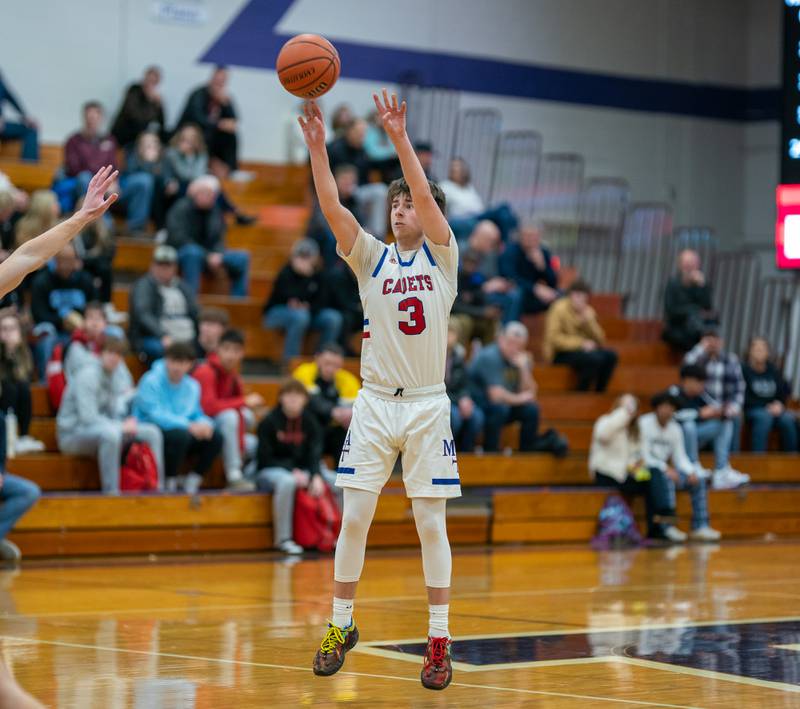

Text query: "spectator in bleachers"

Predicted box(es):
[415, 142, 436, 181]
[126, 131, 169, 229]
[176, 66, 239, 176]
[440, 157, 518, 243]
[306, 163, 364, 266]
[62, 101, 154, 235]
[30, 243, 96, 379]
[446, 320, 484, 452]
[73, 196, 115, 302]
[197, 306, 230, 359]
[590, 394, 671, 540]
[330, 104, 355, 138]
[0, 191, 19, 256]
[263, 239, 343, 363]
[452, 249, 502, 346]
[58, 335, 164, 494]
[293, 343, 359, 459]
[500, 221, 559, 315]
[639, 390, 721, 542]
[670, 364, 750, 490]
[254, 378, 337, 555]
[110, 66, 166, 149]
[165, 175, 250, 297]
[364, 110, 400, 182]
[62, 301, 122, 380]
[129, 245, 198, 363]
[0, 312, 44, 454]
[328, 261, 363, 356]
[0, 69, 39, 161]
[742, 337, 798, 453]
[14, 190, 59, 248]
[193, 329, 262, 490]
[133, 341, 223, 494]
[327, 119, 389, 237]
[543, 280, 618, 392]
[469, 321, 539, 452]
[662, 249, 715, 352]
[163, 124, 208, 195]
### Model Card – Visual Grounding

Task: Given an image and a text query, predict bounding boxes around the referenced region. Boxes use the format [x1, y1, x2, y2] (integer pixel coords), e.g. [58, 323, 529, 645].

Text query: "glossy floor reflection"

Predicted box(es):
[1, 541, 800, 707]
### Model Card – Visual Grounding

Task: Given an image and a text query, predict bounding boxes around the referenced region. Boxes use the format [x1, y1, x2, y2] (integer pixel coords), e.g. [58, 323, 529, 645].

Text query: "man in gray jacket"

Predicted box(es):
[56, 335, 164, 493]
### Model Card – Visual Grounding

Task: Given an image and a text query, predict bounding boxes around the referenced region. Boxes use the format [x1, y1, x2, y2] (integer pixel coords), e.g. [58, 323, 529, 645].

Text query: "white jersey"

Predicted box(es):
[340, 227, 458, 392]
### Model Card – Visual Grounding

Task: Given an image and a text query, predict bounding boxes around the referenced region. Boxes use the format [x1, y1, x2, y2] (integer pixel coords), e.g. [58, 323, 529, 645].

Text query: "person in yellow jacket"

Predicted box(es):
[293, 342, 360, 457]
[543, 280, 618, 392]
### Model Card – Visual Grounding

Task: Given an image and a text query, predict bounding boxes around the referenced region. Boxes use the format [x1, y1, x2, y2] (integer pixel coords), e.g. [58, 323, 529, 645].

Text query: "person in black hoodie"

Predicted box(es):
[254, 378, 337, 555]
[662, 249, 716, 351]
[30, 243, 96, 379]
[262, 239, 343, 363]
[445, 321, 484, 452]
[110, 66, 166, 149]
[499, 221, 559, 315]
[742, 337, 798, 452]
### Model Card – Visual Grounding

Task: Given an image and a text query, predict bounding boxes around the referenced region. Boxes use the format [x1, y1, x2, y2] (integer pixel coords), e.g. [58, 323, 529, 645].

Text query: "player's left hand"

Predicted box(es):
[373, 89, 407, 141]
[77, 165, 119, 222]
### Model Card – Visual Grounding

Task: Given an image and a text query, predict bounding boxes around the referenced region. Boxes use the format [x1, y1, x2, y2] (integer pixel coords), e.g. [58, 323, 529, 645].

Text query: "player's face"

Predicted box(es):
[682, 377, 705, 397]
[281, 391, 308, 418]
[217, 342, 244, 370]
[391, 193, 422, 242]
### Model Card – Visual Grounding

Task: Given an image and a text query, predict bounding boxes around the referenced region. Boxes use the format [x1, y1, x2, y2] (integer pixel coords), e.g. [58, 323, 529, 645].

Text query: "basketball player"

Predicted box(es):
[0, 164, 116, 709]
[298, 91, 459, 690]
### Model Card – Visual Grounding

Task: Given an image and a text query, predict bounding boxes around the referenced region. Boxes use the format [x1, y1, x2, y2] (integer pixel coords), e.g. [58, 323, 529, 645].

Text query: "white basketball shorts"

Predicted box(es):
[335, 384, 461, 498]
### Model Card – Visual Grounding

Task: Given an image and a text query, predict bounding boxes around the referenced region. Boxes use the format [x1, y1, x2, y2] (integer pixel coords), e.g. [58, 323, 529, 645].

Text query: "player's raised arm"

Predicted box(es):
[373, 89, 450, 246]
[298, 101, 360, 256]
[0, 165, 118, 298]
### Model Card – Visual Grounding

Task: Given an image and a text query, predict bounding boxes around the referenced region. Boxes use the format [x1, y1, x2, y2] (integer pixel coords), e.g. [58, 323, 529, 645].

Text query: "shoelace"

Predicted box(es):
[428, 637, 448, 667]
[319, 624, 346, 654]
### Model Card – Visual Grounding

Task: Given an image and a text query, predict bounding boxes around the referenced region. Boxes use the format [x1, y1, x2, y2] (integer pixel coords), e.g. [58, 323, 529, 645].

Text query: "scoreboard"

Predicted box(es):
[779, 0, 800, 267]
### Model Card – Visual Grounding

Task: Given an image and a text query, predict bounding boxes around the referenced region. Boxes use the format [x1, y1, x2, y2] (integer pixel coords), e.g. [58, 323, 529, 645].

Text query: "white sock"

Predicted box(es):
[332, 597, 354, 629]
[429, 604, 450, 638]
[227, 468, 243, 483]
[183, 472, 203, 495]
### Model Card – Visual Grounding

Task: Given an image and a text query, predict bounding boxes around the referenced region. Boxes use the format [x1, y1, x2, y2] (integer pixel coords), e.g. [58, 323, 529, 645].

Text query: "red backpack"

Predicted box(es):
[293, 486, 342, 552]
[45, 341, 69, 411]
[120, 441, 159, 492]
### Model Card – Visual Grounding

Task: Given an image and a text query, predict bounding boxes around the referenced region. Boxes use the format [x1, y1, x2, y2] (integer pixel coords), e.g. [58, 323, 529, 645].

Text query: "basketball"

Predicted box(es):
[276, 33, 340, 99]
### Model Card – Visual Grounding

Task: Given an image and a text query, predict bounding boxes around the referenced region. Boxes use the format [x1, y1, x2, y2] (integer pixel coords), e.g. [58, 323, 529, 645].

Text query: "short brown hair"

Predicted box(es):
[101, 335, 129, 356]
[388, 178, 446, 215]
[164, 341, 196, 362]
[199, 306, 230, 327]
[568, 279, 592, 295]
[279, 378, 309, 399]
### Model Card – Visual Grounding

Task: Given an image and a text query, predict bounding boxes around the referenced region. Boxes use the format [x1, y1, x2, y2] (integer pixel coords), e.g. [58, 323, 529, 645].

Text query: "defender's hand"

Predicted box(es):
[373, 89, 407, 141]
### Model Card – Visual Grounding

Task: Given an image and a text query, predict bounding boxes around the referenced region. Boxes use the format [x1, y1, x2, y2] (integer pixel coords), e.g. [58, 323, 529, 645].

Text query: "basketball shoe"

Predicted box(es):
[421, 636, 452, 690]
[313, 622, 359, 676]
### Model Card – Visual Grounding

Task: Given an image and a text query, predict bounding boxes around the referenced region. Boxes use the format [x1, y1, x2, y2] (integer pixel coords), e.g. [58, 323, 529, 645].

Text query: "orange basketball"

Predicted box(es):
[276, 33, 341, 99]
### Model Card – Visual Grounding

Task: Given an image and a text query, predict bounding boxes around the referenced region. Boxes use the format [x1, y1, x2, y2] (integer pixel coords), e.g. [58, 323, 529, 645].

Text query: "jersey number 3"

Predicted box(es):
[398, 297, 426, 335]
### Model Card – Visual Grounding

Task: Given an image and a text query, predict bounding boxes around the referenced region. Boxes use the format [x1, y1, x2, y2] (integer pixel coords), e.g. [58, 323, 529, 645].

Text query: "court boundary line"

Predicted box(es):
[0, 635, 702, 708]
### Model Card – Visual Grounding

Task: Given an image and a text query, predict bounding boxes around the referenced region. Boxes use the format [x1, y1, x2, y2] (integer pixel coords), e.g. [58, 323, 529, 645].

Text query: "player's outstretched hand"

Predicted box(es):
[373, 88, 407, 141]
[77, 165, 119, 222]
[297, 101, 326, 150]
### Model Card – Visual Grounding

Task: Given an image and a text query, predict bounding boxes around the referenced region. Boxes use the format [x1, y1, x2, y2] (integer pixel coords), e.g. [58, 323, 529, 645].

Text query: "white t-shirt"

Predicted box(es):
[340, 228, 458, 391]
[440, 180, 485, 219]
[637, 413, 693, 475]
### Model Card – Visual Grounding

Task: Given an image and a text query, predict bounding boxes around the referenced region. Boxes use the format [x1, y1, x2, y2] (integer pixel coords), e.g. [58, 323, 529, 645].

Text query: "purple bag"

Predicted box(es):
[591, 494, 643, 549]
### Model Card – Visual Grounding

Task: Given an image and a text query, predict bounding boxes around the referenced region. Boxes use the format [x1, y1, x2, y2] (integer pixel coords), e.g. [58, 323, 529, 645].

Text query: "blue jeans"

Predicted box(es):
[481, 401, 539, 452]
[450, 401, 485, 453]
[76, 170, 154, 231]
[746, 407, 799, 453]
[263, 305, 343, 361]
[0, 474, 41, 540]
[32, 324, 70, 382]
[665, 470, 709, 531]
[450, 203, 519, 243]
[138, 336, 166, 363]
[681, 418, 733, 471]
[178, 244, 250, 296]
[1, 121, 39, 161]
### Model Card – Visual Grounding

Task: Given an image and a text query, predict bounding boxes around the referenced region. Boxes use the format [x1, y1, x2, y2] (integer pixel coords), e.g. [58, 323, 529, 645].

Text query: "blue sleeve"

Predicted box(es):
[133, 375, 191, 430]
[186, 381, 213, 426]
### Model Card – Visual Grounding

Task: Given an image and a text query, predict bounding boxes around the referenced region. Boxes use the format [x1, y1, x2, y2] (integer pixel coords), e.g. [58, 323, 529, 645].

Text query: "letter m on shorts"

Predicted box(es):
[442, 439, 456, 458]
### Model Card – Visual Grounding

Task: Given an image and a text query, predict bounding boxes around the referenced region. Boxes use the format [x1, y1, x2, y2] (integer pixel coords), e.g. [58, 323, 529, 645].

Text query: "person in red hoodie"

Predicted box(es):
[192, 329, 263, 490]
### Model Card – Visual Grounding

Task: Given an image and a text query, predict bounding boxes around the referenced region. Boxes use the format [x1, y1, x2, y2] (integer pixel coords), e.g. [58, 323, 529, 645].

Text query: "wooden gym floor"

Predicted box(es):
[1, 541, 799, 707]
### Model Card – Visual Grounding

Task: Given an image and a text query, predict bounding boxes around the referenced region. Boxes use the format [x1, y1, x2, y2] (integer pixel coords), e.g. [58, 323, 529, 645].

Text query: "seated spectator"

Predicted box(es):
[330, 104, 355, 138]
[500, 221, 559, 315]
[0, 190, 25, 310]
[440, 157, 517, 242]
[193, 329, 262, 490]
[197, 306, 230, 359]
[133, 342, 223, 494]
[30, 244, 97, 379]
[671, 364, 750, 490]
[742, 337, 798, 453]
[590, 394, 671, 540]
[263, 239, 343, 363]
[129, 245, 198, 363]
[663, 249, 716, 352]
[544, 281, 618, 392]
[469, 321, 539, 452]
[58, 335, 164, 494]
[254, 378, 337, 555]
[293, 343, 359, 458]
[327, 119, 388, 237]
[14, 190, 59, 248]
[328, 260, 363, 356]
[0, 312, 44, 454]
[0, 69, 39, 161]
[306, 164, 364, 266]
[110, 66, 166, 149]
[60, 101, 154, 234]
[364, 110, 400, 182]
[445, 321, 484, 452]
[452, 249, 500, 346]
[639, 391, 721, 542]
[62, 301, 122, 380]
[176, 66, 239, 176]
[415, 142, 436, 181]
[165, 175, 250, 296]
[683, 327, 749, 486]
[73, 196, 115, 302]
[163, 123, 208, 195]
